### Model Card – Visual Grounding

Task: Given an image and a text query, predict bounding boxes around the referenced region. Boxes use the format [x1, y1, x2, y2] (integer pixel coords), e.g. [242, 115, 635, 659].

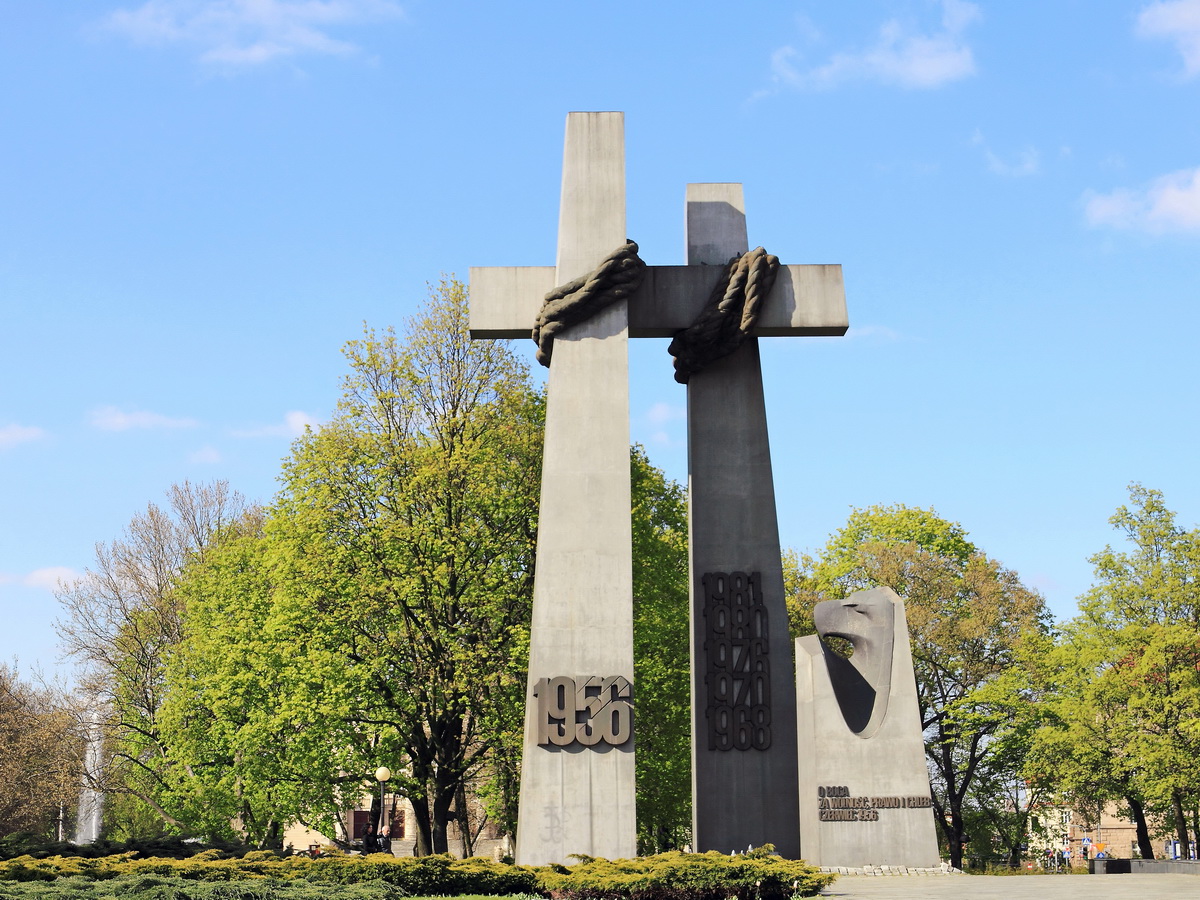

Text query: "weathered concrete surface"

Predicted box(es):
[512, 111, 636, 866]
[684, 182, 801, 858]
[796, 588, 939, 868]
[820, 873, 1200, 899]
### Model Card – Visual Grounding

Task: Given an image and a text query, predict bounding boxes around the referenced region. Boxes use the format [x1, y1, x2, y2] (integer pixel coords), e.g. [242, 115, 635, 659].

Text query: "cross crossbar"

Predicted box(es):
[469, 263, 848, 339]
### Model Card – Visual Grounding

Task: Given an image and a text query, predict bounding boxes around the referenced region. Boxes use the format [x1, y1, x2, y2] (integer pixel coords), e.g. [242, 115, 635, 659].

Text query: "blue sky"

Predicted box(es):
[3, 1, 1200, 676]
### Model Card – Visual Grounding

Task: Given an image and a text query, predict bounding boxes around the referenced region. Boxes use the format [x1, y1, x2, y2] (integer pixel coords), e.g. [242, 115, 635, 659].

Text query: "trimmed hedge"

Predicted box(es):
[0, 846, 832, 899]
[0, 874, 428, 898]
[0, 834, 247, 862]
[538, 848, 833, 900]
[0, 853, 538, 893]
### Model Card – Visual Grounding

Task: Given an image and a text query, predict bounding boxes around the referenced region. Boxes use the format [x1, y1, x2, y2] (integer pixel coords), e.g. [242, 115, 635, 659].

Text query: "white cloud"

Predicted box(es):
[971, 129, 1040, 177]
[767, 0, 980, 92]
[641, 402, 685, 449]
[230, 409, 318, 438]
[23, 567, 81, 591]
[1138, 0, 1200, 77]
[104, 0, 404, 67]
[188, 445, 223, 463]
[0, 423, 46, 449]
[644, 402, 685, 428]
[1084, 166, 1200, 234]
[89, 405, 199, 431]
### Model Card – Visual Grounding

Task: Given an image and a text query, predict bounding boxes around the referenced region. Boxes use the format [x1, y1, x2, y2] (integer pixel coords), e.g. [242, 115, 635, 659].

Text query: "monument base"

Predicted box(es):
[795, 587, 940, 868]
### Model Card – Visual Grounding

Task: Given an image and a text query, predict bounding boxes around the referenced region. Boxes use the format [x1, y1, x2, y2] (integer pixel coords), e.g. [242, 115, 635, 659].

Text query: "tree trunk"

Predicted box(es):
[410, 793, 433, 856]
[1171, 788, 1190, 858]
[1006, 837, 1021, 869]
[935, 801, 965, 870]
[431, 778, 454, 855]
[1193, 805, 1199, 860]
[1126, 794, 1155, 859]
[948, 817, 964, 870]
[456, 783, 476, 858]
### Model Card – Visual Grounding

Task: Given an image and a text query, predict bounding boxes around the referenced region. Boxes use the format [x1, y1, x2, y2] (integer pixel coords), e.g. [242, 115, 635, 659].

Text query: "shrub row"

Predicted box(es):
[0, 834, 246, 862]
[0, 873, 423, 899]
[0, 847, 833, 899]
[0, 852, 536, 894]
[540, 848, 834, 900]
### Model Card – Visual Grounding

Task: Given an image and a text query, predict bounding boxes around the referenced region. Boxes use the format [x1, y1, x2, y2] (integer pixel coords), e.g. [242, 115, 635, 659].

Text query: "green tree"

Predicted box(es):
[153, 279, 695, 852]
[164, 279, 544, 854]
[1047, 484, 1200, 856]
[271, 280, 543, 855]
[54, 480, 251, 837]
[1018, 625, 1159, 858]
[786, 504, 1048, 868]
[630, 445, 690, 853]
[156, 509, 335, 846]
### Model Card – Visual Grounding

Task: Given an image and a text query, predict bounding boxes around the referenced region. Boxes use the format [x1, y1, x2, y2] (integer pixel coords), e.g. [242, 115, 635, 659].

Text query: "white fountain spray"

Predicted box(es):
[74, 715, 104, 843]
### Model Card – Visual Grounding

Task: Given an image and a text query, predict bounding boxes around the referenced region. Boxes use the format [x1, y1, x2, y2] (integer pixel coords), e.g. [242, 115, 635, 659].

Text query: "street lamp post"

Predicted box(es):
[375, 766, 391, 834]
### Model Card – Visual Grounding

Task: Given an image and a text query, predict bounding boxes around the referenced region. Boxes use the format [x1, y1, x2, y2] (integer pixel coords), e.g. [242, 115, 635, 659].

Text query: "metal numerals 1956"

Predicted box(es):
[534, 675, 633, 747]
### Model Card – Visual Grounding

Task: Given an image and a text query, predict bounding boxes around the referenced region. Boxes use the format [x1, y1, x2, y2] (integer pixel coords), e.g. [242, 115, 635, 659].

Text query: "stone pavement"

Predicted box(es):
[819, 872, 1199, 899]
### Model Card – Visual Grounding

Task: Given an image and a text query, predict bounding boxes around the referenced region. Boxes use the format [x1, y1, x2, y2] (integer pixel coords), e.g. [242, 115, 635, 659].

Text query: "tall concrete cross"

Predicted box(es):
[469, 113, 847, 864]
[682, 183, 817, 857]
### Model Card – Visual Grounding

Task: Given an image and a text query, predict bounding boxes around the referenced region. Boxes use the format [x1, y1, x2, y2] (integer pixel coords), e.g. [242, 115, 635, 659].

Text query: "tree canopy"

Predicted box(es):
[143, 279, 694, 855]
[1021, 484, 1200, 859]
[160, 279, 544, 851]
[630, 445, 690, 853]
[54, 480, 252, 837]
[0, 667, 80, 838]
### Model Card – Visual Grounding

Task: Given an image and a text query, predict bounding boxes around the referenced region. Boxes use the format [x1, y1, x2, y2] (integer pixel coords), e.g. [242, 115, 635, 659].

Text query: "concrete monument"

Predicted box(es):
[470, 113, 848, 864]
[794, 587, 940, 867]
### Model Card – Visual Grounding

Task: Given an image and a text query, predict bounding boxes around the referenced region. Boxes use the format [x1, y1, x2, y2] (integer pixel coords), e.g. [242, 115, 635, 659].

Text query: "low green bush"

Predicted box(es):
[0, 834, 251, 863]
[0, 852, 539, 894]
[536, 847, 833, 900]
[0, 873, 414, 898]
[0, 845, 832, 899]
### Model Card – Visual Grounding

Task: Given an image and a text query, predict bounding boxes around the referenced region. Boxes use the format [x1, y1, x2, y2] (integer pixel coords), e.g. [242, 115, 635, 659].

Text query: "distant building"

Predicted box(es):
[283, 791, 508, 858]
[1028, 801, 1142, 861]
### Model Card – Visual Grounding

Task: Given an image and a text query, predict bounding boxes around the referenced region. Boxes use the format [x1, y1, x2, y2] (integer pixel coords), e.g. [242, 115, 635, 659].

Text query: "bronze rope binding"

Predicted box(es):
[532, 239, 647, 366]
[668, 246, 780, 384]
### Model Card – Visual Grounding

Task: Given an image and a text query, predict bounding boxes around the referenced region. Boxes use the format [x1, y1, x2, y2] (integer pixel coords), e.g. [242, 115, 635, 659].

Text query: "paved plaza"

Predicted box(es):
[819, 873, 1198, 899]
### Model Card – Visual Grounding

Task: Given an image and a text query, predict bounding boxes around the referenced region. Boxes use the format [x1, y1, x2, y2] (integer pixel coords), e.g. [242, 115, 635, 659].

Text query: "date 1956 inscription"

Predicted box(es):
[534, 675, 633, 747]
